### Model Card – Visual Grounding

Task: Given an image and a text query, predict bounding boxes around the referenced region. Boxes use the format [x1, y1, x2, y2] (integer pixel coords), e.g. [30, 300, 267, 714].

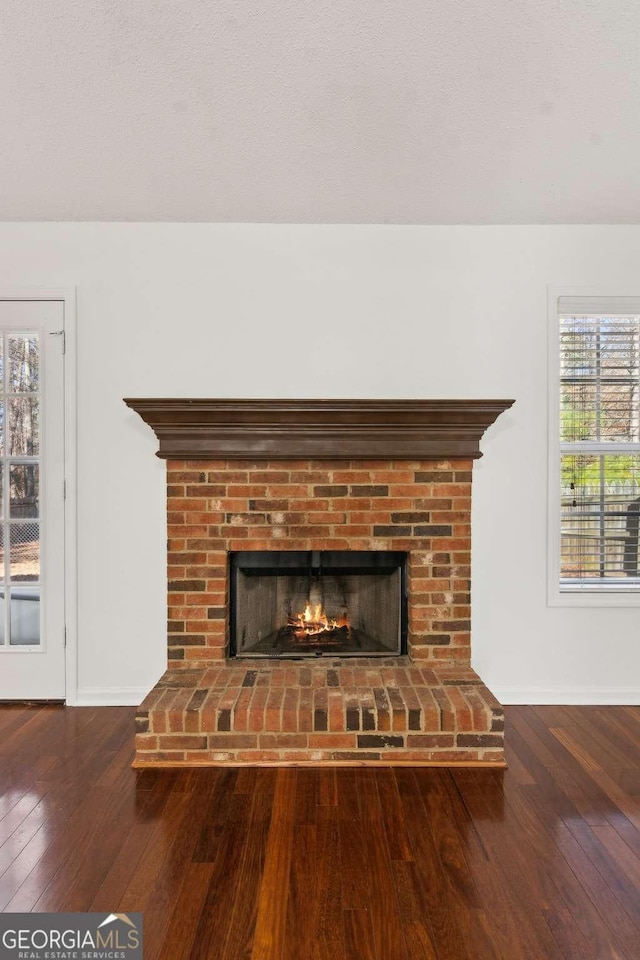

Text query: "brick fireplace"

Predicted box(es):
[126, 399, 513, 767]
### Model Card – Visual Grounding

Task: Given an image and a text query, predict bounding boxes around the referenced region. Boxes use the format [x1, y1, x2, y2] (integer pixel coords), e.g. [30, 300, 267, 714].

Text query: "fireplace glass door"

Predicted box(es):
[230, 550, 407, 659]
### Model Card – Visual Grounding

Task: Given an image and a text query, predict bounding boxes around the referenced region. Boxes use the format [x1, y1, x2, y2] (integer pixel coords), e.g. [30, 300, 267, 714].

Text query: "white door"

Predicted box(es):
[0, 301, 66, 699]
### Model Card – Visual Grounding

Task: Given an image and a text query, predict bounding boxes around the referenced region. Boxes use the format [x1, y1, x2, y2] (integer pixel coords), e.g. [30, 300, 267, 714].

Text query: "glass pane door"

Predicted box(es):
[0, 300, 66, 700]
[0, 333, 41, 647]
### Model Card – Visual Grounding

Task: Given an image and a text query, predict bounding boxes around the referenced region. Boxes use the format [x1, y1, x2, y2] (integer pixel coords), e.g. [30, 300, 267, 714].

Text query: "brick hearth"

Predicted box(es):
[136, 661, 504, 765]
[126, 400, 513, 767]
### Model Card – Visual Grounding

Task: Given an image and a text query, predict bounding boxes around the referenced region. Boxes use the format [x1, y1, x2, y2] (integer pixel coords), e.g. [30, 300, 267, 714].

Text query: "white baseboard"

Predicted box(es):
[72, 687, 150, 707]
[491, 686, 640, 706]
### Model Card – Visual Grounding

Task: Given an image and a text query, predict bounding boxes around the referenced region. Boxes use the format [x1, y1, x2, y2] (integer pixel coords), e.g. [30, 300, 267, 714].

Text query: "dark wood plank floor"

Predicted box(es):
[0, 704, 639, 959]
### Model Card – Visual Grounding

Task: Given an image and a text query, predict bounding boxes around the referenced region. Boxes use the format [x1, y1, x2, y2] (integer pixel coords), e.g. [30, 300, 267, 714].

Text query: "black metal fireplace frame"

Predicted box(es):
[229, 550, 408, 659]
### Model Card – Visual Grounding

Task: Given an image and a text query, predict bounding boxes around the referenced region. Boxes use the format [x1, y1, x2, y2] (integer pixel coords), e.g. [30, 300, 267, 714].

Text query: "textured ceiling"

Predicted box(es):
[2, 0, 639, 223]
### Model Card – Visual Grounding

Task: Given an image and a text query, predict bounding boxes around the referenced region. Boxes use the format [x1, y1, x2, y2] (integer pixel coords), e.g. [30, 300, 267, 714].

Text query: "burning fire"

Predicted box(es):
[288, 603, 349, 639]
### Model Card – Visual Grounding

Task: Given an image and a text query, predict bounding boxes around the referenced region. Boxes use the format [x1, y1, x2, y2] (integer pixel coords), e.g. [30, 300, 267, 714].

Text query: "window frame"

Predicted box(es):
[547, 286, 640, 607]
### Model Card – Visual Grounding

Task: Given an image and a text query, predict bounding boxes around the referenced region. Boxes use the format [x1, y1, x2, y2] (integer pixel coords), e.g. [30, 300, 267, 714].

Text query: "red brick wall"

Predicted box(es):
[165, 458, 473, 667]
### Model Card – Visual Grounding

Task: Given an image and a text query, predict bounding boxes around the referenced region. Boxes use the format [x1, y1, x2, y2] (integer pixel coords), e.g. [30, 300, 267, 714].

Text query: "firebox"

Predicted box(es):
[230, 550, 407, 659]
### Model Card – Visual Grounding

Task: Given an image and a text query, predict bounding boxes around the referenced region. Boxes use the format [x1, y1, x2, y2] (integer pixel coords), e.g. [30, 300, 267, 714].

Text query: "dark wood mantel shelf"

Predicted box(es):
[123, 398, 514, 460]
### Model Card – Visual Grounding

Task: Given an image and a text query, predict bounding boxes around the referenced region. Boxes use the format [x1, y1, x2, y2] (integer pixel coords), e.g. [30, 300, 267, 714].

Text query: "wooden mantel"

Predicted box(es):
[123, 398, 514, 460]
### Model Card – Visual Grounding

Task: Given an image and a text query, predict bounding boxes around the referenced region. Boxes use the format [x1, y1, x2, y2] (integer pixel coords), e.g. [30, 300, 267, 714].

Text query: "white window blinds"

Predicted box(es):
[559, 298, 640, 590]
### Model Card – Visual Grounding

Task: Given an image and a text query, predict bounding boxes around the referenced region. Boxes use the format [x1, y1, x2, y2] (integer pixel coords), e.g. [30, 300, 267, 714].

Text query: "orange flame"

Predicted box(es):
[289, 602, 346, 638]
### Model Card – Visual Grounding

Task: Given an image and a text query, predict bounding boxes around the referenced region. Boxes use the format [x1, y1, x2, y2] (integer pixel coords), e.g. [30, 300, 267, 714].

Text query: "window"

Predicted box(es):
[558, 296, 640, 594]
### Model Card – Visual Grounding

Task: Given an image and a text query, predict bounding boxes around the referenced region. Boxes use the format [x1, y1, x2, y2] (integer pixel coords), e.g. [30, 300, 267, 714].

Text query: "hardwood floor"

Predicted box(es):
[0, 704, 639, 959]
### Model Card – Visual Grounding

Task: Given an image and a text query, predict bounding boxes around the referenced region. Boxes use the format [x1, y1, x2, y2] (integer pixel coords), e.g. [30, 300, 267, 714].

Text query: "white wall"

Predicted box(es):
[0, 223, 638, 705]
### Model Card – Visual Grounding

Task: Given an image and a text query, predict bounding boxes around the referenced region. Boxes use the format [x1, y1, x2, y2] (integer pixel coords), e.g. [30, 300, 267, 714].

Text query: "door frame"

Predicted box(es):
[0, 288, 77, 703]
